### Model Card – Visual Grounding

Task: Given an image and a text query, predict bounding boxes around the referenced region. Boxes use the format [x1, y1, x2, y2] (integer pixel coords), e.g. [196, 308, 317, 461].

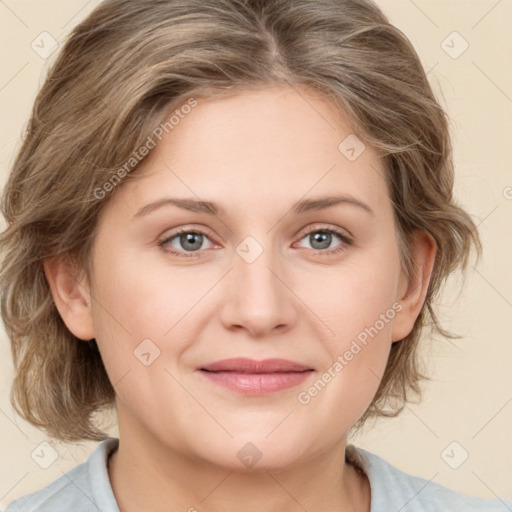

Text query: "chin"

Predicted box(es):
[195, 433, 318, 474]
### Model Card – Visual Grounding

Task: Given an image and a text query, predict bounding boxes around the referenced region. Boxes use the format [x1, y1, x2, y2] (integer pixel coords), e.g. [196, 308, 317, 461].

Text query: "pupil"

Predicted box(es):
[311, 231, 331, 250]
[181, 232, 202, 251]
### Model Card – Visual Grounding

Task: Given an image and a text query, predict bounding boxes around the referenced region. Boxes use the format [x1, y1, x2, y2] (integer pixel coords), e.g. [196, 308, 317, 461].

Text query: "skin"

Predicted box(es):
[44, 84, 436, 512]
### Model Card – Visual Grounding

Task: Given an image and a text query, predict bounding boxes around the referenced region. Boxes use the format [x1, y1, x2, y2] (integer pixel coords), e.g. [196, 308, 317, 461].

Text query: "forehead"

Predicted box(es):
[104, 85, 390, 220]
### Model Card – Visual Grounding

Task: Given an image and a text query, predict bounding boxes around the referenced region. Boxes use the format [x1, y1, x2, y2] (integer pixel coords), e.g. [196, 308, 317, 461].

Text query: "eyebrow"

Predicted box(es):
[133, 194, 375, 219]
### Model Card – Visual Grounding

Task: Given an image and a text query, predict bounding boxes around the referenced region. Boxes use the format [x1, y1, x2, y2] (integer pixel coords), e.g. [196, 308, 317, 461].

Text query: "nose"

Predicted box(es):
[219, 242, 298, 338]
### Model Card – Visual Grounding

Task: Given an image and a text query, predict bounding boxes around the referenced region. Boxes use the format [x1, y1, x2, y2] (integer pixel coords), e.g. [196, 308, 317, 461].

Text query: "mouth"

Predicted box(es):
[198, 358, 315, 395]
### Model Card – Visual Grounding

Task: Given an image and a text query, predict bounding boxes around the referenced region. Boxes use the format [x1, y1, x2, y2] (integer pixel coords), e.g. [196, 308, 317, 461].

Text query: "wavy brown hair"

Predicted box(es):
[0, 0, 481, 442]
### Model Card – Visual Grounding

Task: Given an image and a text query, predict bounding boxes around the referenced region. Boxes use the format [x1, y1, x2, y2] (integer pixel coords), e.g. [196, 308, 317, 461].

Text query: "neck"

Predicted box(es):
[107, 424, 370, 512]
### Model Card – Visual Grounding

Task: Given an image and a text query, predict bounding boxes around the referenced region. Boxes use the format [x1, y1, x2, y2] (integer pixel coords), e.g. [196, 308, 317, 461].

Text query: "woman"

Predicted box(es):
[1, 0, 510, 510]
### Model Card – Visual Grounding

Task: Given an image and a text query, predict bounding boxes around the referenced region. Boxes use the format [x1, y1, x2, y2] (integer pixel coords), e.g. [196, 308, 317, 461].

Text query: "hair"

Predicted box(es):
[0, 0, 481, 443]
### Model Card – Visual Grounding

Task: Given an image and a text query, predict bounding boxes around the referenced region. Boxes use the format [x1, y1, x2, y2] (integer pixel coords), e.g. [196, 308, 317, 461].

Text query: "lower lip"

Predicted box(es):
[199, 370, 314, 394]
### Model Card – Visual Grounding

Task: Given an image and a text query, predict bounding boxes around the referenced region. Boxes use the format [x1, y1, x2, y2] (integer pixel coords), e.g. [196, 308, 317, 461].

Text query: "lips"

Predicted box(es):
[198, 358, 314, 395]
[199, 357, 313, 373]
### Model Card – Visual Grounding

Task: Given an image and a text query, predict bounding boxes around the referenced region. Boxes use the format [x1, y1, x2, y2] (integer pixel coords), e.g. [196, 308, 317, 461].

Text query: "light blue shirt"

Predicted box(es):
[3, 437, 511, 511]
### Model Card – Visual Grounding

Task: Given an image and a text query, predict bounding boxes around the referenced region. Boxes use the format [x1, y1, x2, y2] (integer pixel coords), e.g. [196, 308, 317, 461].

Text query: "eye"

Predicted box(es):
[158, 225, 353, 258]
[294, 225, 353, 255]
[159, 228, 216, 257]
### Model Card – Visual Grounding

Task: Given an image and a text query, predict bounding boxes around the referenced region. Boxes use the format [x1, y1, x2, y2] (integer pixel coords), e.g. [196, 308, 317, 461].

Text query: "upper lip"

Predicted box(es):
[199, 358, 313, 373]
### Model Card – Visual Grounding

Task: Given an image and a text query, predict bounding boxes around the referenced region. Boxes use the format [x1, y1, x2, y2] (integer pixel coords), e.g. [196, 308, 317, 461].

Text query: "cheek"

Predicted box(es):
[308, 247, 401, 344]
[303, 246, 400, 402]
[89, 248, 211, 369]
[301, 294, 395, 435]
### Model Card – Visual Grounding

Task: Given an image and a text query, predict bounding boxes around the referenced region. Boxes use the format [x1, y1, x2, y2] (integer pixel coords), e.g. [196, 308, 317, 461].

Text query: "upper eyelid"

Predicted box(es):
[296, 223, 352, 239]
[160, 226, 216, 244]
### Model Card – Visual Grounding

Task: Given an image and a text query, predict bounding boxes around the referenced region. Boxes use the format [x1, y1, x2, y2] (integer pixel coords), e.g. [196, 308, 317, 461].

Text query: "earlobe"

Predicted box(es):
[391, 231, 437, 343]
[43, 255, 96, 341]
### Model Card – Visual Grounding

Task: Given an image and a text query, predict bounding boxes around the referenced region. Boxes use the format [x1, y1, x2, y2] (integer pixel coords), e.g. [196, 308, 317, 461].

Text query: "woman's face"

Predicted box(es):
[71, 85, 431, 469]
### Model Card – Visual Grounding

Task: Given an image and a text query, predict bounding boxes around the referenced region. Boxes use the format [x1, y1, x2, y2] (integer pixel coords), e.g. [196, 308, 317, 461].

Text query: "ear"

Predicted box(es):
[391, 230, 437, 343]
[43, 255, 96, 341]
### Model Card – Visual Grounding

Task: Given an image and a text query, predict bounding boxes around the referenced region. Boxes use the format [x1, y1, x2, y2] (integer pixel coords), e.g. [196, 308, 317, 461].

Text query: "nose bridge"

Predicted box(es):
[220, 233, 297, 336]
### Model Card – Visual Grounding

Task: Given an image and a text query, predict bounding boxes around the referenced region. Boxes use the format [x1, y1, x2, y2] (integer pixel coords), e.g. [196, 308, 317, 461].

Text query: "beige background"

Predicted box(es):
[0, 0, 511, 508]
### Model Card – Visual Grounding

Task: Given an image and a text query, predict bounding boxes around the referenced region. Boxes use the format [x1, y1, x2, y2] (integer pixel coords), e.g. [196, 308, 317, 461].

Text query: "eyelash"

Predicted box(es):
[158, 225, 353, 258]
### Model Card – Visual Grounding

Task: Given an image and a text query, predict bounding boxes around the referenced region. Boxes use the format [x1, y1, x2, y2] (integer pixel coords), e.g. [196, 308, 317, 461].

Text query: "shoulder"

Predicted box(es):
[3, 438, 119, 512]
[347, 444, 512, 511]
